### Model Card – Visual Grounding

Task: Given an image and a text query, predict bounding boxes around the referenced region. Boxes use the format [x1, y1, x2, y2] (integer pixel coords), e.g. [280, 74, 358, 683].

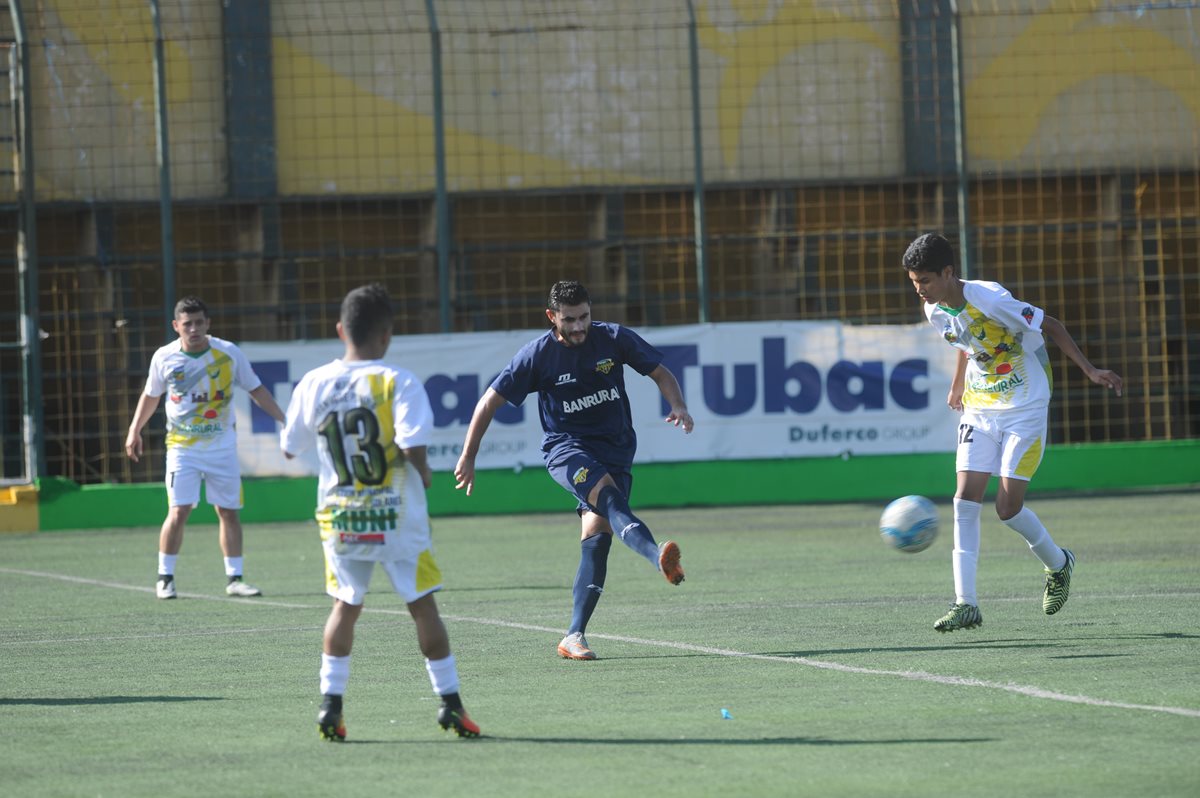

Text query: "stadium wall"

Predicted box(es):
[28, 439, 1200, 532]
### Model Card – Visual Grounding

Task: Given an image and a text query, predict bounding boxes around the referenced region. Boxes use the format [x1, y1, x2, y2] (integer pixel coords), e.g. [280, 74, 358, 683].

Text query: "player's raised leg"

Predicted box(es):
[592, 482, 684, 584]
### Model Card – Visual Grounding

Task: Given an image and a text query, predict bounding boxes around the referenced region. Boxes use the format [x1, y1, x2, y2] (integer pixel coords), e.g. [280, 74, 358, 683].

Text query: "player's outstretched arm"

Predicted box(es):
[647, 364, 694, 433]
[249, 384, 287, 423]
[124, 393, 162, 463]
[1041, 316, 1124, 397]
[454, 388, 507, 496]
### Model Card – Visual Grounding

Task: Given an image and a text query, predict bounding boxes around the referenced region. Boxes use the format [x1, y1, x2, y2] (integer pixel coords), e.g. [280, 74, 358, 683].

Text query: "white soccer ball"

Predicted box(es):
[879, 495, 939, 554]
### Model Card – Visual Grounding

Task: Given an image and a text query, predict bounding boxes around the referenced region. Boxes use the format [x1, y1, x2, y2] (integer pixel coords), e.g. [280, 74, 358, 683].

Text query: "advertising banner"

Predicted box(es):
[237, 321, 960, 477]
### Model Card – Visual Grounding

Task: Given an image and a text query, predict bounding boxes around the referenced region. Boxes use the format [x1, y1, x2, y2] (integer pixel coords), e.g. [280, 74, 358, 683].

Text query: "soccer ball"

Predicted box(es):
[879, 495, 939, 554]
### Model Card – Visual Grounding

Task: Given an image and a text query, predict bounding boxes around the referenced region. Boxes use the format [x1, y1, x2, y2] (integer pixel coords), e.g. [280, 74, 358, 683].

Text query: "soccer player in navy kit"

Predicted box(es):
[454, 280, 694, 660]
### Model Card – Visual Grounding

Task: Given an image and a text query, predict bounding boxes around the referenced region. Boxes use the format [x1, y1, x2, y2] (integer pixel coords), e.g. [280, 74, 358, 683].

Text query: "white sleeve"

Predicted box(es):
[970, 282, 1044, 334]
[144, 349, 167, 397]
[393, 371, 434, 449]
[229, 344, 263, 392]
[280, 374, 315, 455]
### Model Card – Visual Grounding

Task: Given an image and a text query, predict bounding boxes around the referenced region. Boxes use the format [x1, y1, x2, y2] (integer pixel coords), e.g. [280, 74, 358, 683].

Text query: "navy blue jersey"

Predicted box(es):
[491, 322, 663, 468]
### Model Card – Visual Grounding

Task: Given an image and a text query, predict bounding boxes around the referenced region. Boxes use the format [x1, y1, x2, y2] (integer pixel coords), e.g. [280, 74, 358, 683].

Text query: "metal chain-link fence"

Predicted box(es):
[1, 1, 1196, 484]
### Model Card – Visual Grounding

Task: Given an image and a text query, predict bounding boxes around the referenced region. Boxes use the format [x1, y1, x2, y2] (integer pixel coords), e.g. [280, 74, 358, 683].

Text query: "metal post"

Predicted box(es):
[10, 1, 44, 481]
[150, 0, 176, 328]
[948, 1, 972, 278]
[424, 0, 452, 332]
[685, 1, 709, 323]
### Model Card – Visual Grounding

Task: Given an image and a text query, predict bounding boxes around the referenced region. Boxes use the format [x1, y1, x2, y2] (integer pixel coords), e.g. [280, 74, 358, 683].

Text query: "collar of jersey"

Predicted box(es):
[937, 302, 967, 316]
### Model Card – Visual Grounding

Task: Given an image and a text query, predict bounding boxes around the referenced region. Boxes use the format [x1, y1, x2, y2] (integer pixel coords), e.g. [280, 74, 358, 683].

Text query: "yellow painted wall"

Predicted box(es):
[30, 0, 226, 200]
[963, 0, 1200, 170]
[23, 1, 1200, 200]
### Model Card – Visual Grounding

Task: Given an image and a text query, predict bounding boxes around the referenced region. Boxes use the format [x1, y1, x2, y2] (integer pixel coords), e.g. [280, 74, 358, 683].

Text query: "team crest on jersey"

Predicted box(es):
[1021, 306, 1035, 325]
[595, 358, 615, 375]
[572, 467, 589, 485]
[171, 369, 186, 383]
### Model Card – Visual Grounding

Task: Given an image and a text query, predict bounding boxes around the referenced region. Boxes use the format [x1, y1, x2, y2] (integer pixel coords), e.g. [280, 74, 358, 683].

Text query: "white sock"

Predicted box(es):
[953, 498, 982, 606]
[320, 654, 350, 696]
[224, 556, 243, 578]
[425, 654, 459, 697]
[158, 553, 177, 576]
[1002, 507, 1065, 570]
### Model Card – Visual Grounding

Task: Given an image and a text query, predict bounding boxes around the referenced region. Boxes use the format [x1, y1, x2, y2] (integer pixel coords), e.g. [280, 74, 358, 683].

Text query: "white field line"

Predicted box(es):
[3, 567, 1198, 719]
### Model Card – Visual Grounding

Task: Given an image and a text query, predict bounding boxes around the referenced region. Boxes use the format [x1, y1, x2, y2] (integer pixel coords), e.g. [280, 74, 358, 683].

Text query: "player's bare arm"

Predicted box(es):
[1041, 316, 1123, 397]
[948, 351, 968, 411]
[647, 364, 694, 433]
[248, 384, 287, 423]
[404, 446, 433, 490]
[454, 388, 508, 495]
[124, 393, 163, 462]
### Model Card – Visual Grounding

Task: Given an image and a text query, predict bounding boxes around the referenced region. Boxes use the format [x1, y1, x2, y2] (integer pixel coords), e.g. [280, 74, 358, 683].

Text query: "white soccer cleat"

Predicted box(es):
[156, 576, 177, 600]
[557, 631, 597, 660]
[225, 578, 262, 597]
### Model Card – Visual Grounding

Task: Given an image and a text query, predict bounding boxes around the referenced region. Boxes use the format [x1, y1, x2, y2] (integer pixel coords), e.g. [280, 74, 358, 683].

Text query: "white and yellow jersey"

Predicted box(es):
[280, 359, 433, 561]
[144, 335, 261, 453]
[924, 280, 1052, 411]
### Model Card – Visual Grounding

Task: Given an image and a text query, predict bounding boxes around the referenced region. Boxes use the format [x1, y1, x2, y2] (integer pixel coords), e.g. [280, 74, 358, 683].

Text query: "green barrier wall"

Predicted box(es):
[34, 440, 1200, 532]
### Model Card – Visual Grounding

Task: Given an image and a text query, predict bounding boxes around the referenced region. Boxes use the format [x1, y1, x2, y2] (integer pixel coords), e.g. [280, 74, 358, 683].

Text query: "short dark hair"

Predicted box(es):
[548, 280, 590, 311]
[340, 283, 393, 346]
[902, 233, 957, 274]
[174, 296, 208, 319]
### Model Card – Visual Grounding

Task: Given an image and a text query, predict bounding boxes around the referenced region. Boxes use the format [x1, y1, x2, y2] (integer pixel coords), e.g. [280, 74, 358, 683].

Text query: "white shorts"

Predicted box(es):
[955, 405, 1047, 481]
[165, 448, 243, 509]
[323, 548, 444, 605]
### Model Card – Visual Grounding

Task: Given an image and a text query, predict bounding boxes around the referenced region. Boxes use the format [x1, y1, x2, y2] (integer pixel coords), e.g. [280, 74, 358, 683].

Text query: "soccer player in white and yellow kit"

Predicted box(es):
[903, 234, 1123, 632]
[125, 296, 286, 600]
[280, 283, 480, 742]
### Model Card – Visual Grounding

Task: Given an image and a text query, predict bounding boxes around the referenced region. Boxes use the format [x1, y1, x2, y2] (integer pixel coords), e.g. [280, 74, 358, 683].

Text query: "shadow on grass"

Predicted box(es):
[0, 696, 225, 707]
[443, 585, 565, 593]
[340, 735, 996, 746]
[764, 631, 1200, 658]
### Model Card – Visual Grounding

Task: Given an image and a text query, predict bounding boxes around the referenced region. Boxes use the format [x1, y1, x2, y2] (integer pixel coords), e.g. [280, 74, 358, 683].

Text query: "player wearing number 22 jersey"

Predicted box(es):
[903, 233, 1122, 634]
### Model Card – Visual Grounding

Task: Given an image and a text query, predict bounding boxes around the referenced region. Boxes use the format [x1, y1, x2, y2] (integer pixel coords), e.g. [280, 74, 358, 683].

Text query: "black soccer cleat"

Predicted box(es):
[317, 695, 346, 742]
[436, 703, 481, 738]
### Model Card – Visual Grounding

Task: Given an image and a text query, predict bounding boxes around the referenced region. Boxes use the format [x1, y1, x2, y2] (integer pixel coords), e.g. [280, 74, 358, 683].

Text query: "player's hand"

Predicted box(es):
[454, 456, 475, 496]
[665, 408, 694, 434]
[124, 431, 143, 462]
[1089, 368, 1123, 397]
[946, 387, 964, 412]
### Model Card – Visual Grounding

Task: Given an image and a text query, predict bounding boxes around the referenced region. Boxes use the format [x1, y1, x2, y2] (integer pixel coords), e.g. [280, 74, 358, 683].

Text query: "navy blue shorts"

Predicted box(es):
[544, 439, 633, 516]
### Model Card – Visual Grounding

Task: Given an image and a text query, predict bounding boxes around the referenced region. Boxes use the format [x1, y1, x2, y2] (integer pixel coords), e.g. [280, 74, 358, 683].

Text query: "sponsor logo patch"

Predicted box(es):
[339, 533, 386, 544]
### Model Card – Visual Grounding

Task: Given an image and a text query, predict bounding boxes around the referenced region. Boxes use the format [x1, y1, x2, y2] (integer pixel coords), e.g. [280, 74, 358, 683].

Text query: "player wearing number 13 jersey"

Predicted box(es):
[282, 352, 434, 564]
[903, 233, 1122, 633]
[280, 283, 479, 742]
